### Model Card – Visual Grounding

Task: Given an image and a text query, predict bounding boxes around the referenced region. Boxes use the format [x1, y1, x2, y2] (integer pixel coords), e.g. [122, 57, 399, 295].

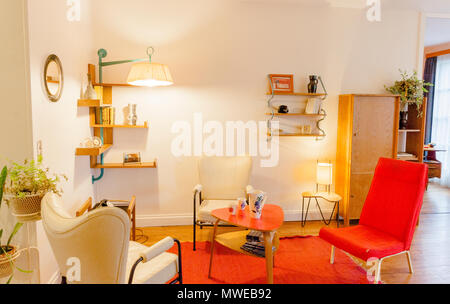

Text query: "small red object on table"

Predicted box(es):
[208, 204, 284, 284]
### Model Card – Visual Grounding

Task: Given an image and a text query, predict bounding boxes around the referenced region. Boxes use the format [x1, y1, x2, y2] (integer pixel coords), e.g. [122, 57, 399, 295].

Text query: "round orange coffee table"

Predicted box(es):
[208, 204, 284, 284]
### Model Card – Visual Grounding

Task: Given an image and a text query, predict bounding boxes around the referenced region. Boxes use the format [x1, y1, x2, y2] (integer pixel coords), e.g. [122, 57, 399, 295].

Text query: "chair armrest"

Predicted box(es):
[127, 196, 136, 218]
[139, 237, 174, 263]
[193, 184, 203, 194]
[75, 197, 93, 217]
[128, 237, 182, 284]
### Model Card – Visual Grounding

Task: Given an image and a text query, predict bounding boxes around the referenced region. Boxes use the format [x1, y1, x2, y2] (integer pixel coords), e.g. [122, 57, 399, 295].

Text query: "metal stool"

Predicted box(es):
[301, 192, 342, 228]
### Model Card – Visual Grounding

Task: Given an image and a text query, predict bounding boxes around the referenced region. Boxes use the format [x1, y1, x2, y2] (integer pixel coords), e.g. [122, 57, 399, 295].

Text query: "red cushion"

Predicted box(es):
[359, 158, 428, 250]
[319, 225, 405, 261]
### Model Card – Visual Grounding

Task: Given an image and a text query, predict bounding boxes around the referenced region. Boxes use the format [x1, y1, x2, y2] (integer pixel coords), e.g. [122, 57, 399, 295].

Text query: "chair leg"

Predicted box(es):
[193, 223, 196, 251]
[406, 251, 414, 274]
[374, 259, 382, 284]
[330, 246, 335, 264]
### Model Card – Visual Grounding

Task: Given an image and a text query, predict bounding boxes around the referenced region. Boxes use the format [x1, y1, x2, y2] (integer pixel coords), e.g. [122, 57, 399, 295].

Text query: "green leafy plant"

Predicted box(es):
[0, 166, 31, 284]
[385, 70, 433, 115]
[5, 155, 67, 199]
[0, 166, 6, 208]
[0, 223, 23, 256]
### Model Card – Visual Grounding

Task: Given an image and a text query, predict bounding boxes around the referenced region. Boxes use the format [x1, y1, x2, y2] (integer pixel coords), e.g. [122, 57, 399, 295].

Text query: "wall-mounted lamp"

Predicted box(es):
[316, 161, 333, 193]
[98, 47, 173, 87]
[92, 47, 173, 184]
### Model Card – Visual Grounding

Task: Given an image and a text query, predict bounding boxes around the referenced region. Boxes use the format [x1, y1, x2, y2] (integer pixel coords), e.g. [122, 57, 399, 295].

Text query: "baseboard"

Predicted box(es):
[137, 213, 193, 227]
[137, 208, 334, 227]
[47, 271, 61, 284]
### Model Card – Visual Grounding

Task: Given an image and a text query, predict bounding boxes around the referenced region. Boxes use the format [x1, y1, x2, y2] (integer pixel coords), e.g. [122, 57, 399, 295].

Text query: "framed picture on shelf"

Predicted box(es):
[268, 74, 294, 94]
[123, 152, 142, 165]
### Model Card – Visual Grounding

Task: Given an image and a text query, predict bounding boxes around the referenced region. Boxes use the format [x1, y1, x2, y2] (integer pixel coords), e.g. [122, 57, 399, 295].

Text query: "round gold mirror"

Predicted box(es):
[44, 54, 64, 102]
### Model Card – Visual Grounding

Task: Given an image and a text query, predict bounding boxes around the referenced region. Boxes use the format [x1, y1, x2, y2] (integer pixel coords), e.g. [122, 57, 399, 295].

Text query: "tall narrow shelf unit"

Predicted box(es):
[397, 101, 427, 163]
[76, 64, 157, 172]
[266, 92, 327, 138]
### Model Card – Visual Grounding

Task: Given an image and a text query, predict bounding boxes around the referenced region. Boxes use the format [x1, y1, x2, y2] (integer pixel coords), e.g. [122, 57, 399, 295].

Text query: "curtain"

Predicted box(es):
[424, 57, 437, 144]
[432, 54, 450, 187]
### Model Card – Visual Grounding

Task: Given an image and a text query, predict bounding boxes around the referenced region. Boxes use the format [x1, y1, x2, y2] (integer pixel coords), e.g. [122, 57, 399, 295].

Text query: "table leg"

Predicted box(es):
[208, 219, 220, 278]
[132, 205, 136, 241]
[264, 231, 275, 284]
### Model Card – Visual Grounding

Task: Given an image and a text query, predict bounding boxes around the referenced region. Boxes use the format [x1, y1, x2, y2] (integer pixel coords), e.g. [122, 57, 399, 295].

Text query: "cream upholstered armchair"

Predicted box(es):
[41, 193, 182, 284]
[193, 156, 253, 250]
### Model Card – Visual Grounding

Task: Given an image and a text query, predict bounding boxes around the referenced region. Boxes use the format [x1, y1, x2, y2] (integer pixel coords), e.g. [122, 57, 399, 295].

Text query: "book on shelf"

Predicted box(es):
[240, 231, 274, 257]
[246, 230, 263, 242]
[397, 152, 417, 160]
[95, 107, 116, 125]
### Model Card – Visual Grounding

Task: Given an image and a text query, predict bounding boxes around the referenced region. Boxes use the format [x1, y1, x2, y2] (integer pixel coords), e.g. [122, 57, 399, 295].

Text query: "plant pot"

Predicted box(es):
[0, 245, 19, 278]
[6, 193, 44, 222]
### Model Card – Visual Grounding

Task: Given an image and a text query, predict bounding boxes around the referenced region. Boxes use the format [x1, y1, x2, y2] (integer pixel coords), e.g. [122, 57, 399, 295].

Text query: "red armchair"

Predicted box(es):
[320, 158, 428, 284]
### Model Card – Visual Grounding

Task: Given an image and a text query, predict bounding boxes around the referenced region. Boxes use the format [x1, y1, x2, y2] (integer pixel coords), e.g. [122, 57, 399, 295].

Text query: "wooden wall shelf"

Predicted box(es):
[78, 99, 105, 107]
[266, 92, 326, 97]
[268, 133, 325, 137]
[266, 113, 325, 117]
[76, 144, 112, 156]
[76, 65, 156, 175]
[397, 102, 427, 164]
[92, 161, 157, 169]
[91, 122, 148, 129]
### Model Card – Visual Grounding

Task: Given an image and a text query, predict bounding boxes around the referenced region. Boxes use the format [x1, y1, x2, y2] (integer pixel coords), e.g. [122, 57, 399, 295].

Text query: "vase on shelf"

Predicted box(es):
[308, 75, 318, 94]
[278, 105, 289, 114]
[84, 73, 97, 100]
[399, 103, 409, 130]
[127, 104, 137, 126]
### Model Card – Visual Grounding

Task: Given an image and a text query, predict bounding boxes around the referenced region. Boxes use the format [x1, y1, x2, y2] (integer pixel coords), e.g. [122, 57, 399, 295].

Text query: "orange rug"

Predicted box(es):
[171, 236, 369, 284]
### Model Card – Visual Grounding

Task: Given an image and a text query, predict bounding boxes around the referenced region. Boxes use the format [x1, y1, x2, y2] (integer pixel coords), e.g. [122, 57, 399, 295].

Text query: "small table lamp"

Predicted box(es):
[301, 161, 342, 227]
[316, 161, 333, 193]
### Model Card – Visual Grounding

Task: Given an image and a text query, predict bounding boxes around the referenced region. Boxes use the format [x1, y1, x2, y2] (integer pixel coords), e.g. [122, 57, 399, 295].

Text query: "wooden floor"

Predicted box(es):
[139, 182, 450, 284]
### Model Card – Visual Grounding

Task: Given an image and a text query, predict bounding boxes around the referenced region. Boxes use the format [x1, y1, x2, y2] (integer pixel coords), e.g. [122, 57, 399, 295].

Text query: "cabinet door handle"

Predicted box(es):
[350, 195, 355, 198]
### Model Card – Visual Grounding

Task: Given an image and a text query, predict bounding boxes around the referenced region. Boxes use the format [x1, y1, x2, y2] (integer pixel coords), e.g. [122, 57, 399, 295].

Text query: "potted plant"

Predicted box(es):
[0, 166, 23, 280]
[4, 156, 67, 222]
[385, 70, 433, 129]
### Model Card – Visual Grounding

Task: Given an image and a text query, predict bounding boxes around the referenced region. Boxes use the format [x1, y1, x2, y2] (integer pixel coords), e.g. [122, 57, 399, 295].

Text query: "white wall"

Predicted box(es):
[88, 0, 421, 226]
[27, 0, 95, 283]
[0, 0, 33, 165]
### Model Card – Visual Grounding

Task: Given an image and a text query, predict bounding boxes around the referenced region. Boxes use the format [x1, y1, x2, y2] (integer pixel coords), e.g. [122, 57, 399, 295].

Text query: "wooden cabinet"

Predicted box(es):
[336, 95, 400, 226]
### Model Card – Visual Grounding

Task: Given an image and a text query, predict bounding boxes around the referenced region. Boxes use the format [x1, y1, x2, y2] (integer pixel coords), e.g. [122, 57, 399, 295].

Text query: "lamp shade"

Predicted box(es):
[127, 62, 173, 87]
[317, 162, 333, 185]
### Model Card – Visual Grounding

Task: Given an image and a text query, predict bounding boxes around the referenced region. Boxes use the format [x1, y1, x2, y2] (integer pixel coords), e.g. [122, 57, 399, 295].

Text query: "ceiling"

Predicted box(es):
[240, 0, 450, 12]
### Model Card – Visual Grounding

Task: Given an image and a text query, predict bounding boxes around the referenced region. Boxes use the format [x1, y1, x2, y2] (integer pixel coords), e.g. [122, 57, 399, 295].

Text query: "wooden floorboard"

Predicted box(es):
[139, 182, 450, 284]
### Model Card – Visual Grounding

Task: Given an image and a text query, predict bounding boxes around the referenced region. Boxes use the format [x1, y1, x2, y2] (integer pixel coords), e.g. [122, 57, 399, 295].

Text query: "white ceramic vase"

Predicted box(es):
[248, 190, 267, 219]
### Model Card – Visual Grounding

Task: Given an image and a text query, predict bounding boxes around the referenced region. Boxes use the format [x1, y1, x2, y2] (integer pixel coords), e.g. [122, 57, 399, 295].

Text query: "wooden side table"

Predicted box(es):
[301, 192, 341, 228]
[76, 196, 137, 241]
[424, 146, 446, 180]
[208, 204, 284, 284]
